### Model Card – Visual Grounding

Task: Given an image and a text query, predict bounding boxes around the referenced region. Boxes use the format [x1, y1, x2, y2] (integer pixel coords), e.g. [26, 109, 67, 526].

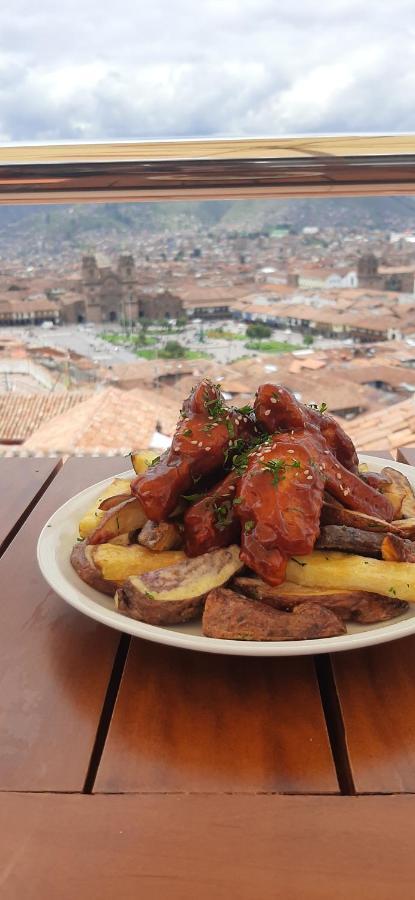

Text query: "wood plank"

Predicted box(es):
[332, 446, 415, 792]
[96, 639, 337, 794]
[397, 447, 415, 466]
[0, 456, 130, 791]
[1, 793, 415, 900]
[0, 458, 61, 555]
[332, 637, 415, 792]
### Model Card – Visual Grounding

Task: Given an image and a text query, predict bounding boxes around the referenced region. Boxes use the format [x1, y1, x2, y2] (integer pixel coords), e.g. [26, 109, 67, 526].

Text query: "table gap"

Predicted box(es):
[83, 634, 131, 794]
[314, 655, 356, 796]
[0, 458, 62, 558]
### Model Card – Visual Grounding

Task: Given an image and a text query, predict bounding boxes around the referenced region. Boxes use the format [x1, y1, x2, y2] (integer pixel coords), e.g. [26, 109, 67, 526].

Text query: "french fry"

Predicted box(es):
[92, 543, 185, 582]
[78, 478, 133, 539]
[286, 550, 415, 603]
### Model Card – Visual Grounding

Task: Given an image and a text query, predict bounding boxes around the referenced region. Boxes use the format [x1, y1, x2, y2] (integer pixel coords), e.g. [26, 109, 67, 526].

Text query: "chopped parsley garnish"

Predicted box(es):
[226, 418, 235, 438]
[204, 386, 226, 419]
[145, 591, 155, 600]
[237, 404, 253, 416]
[202, 422, 215, 432]
[262, 458, 287, 485]
[262, 457, 302, 485]
[232, 448, 251, 475]
[308, 401, 328, 415]
[183, 428, 192, 437]
[149, 455, 160, 467]
[233, 497, 242, 505]
[244, 520, 255, 533]
[213, 501, 233, 530]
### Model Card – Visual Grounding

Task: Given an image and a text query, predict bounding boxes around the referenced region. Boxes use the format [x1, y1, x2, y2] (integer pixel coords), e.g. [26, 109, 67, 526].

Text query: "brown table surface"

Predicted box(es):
[2, 451, 415, 898]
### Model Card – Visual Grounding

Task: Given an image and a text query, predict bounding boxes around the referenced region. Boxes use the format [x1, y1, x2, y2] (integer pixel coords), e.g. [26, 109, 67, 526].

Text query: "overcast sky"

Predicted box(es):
[0, 0, 413, 143]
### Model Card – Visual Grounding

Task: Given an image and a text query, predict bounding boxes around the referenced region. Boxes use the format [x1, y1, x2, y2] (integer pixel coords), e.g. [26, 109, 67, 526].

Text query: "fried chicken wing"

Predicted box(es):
[235, 428, 394, 585]
[184, 471, 240, 557]
[255, 383, 359, 472]
[235, 432, 325, 585]
[131, 379, 255, 521]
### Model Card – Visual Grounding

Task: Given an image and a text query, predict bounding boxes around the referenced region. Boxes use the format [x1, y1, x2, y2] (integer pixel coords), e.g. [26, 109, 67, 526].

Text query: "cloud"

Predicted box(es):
[0, 0, 414, 142]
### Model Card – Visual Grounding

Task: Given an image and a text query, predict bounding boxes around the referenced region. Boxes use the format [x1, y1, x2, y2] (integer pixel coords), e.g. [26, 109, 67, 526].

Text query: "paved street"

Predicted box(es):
[0, 320, 342, 368]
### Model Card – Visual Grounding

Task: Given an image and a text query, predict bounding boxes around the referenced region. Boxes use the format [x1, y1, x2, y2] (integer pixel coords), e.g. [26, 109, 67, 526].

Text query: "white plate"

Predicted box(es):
[37, 455, 415, 656]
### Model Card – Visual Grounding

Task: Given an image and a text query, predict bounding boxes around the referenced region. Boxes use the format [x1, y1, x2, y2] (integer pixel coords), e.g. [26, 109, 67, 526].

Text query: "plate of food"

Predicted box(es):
[38, 379, 415, 656]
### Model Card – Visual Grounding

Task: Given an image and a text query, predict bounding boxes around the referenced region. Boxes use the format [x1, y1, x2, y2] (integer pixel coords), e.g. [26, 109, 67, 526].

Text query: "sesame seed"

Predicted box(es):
[287, 449, 294, 454]
[205, 447, 211, 452]
[191, 440, 198, 445]
[336, 473, 342, 480]
[264, 410, 271, 416]
[304, 469, 309, 476]
[198, 442, 203, 448]
[229, 485, 236, 491]
[307, 475, 313, 480]
[270, 397, 277, 404]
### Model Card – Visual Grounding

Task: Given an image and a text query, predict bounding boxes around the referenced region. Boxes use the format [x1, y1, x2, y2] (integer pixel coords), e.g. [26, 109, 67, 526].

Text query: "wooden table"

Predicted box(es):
[2, 452, 415, 899]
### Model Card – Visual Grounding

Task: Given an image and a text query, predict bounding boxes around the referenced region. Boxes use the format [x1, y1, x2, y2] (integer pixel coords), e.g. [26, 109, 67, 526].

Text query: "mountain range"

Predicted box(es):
[1, 196, 415, 258]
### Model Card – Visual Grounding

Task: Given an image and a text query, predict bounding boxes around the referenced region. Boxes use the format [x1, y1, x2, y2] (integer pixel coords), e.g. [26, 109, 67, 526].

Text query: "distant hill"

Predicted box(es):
[1, 196, 415, 257]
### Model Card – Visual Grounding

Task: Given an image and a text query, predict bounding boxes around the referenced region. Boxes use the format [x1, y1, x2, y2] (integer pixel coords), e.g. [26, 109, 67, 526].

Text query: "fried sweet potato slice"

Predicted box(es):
[78, 477, 132, 539]
[316, 525, 384, 556]
[379, 467, 415, 518]
[202, 588, 346, 640]
[87, 496, 147, 545]
[233, 576, 408, 623]
[98, 492, 132, 511]
[381, 534, 415, 563]
[116, 545, 243, 625]
[138, 519, 182, 551]
[70, 542, 119, 596]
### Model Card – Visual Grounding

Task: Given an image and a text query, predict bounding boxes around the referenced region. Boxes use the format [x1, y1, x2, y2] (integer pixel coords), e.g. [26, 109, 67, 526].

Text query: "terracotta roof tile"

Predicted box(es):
[22, 387, 180, 454]
[0, 390, 91, 442]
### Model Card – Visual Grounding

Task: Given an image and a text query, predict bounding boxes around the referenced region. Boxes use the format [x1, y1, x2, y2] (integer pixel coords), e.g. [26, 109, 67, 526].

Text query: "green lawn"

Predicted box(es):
[206, 329, 246, 341]
[244, 340, 303, 353]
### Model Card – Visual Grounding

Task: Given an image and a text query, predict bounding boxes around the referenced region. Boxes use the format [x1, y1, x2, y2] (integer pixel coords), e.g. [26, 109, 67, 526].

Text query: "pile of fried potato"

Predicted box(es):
[70, 452, 415, 641]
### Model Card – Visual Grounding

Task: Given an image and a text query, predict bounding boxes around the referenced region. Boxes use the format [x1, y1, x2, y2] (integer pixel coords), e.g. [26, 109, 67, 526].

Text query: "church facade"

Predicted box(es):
[62, 254, 184, 324]
[357, 254, 415, 293]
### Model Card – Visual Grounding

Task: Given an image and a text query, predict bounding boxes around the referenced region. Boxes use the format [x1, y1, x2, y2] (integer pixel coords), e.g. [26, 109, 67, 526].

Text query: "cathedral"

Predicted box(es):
[357, 254, 414, 293]
[63, 254, 183, 324]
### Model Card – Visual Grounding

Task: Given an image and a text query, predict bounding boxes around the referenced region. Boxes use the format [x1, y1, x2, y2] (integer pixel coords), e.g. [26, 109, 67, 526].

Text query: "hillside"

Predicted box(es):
[1, 196, 415, 258]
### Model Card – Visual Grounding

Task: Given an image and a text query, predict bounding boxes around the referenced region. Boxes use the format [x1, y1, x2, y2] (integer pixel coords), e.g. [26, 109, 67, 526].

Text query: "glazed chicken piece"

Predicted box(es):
[255, 383, 359, 472]
[235, 428, 394, 586]
[184, 470, 241, 557]
[236, 432, 325, 585]
[132, 379, 255, 521]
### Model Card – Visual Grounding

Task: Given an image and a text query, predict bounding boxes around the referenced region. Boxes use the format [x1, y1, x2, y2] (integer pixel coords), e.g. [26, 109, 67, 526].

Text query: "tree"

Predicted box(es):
[303, 334, 314, 346]
[246, 322, 272, 339]
[161, 340, 186, 358]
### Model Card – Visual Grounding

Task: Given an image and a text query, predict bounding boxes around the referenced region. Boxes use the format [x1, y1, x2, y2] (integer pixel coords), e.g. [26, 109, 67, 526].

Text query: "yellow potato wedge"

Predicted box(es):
[87, 496, 147, 545]
[78, 478, 132, 539]
[131, 450, 159, 475]
[286, 550, 415, 603]
[92, 543, 185, 582]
